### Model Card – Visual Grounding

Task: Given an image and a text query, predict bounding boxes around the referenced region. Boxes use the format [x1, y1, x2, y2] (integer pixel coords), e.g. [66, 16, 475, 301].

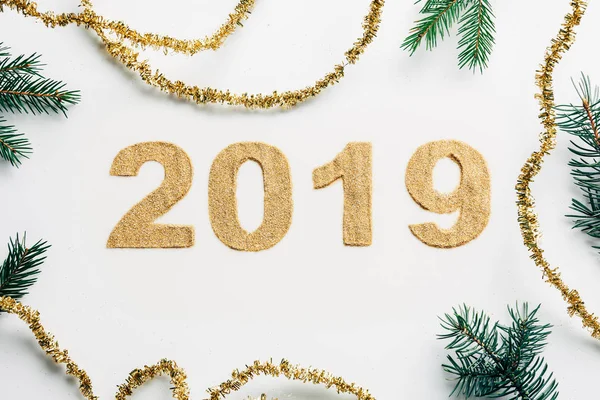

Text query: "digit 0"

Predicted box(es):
[208, 142, 293, 251]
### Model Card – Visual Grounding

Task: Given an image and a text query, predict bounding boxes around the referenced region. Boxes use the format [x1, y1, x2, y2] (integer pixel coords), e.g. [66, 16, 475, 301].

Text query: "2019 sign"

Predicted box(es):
[107, 140, 490, 251]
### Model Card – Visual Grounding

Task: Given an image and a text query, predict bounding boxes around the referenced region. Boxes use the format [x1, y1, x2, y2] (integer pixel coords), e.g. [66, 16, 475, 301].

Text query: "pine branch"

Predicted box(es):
[0, 73, 80, 116]
[439, 303, 559, 400]
[0, 43, 43, 78]
[500, 304, 551, 368]
[402, 0, 464, 55]
[0, 43, 10, 58]
[402, 0, 496, 73]
[0, 53, 43, 77]
[0, 43, 80, 167]
[557, 74, 600, 251]
[0, 233, 50, 305]
[0, 118, 31, 166]
[439, 305, 502, 398]
[457, 0, 495, 72]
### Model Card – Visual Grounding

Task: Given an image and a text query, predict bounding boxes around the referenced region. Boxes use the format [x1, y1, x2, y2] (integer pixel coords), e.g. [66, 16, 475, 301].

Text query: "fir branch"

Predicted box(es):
[0, 52, 43, 77]
[557, 74, 600, 250]
[402, 0, 496, 73]
[0, 43, 43, 78]
[0, 73, 80, 116]
[0, 233, 50, 304]
[0, 43, 79, 167]
[402, 0, 464, 55]
[457, 0, 495, 72]
[0, 118, 31, 166]
[0, 43, 10, 58]
[500, 304, 551, 368]
[439, 303, 558, 400]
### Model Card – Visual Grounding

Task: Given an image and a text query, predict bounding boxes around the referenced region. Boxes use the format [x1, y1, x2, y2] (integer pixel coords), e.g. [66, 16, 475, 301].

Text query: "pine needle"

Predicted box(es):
[0, 43, 10, 58]
[402, 0, 496, 73]
[439, 303, 558, 400]
[0, 233, 50, 304]
[557, 74, 600, 252]
[0, 44, 43, 78]
[401, 0, 464, 54]
[0, 43, 79, 167]
[0, 73, 80, 116]
[457, 0, 495, 72]
[0, 119, 31, 167]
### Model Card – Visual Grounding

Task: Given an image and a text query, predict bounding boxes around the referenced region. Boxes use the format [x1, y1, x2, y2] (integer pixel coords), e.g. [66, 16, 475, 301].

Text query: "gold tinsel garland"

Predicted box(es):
[0, 0, 384, 109]
[0, 296, 374, 400]
[516, 0, 600, 340]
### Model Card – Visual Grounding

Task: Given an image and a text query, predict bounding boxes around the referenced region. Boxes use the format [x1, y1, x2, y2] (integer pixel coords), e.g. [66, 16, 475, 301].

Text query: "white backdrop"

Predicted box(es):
[1, 0, 600, 398]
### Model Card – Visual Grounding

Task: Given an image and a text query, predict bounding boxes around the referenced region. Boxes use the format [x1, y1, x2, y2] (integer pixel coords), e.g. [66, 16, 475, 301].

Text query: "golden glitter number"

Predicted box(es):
[313, 143, 373, 246]
[209, 142, 293, 251]
[107, 142, 194, 249]
[405, 140, 490, 248]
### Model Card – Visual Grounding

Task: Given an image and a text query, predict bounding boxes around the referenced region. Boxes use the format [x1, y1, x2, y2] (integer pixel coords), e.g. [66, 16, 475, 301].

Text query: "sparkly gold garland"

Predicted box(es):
[516, 0, 600, 340]
[0, 0, 384, 109]
[0, 296, 374, 400]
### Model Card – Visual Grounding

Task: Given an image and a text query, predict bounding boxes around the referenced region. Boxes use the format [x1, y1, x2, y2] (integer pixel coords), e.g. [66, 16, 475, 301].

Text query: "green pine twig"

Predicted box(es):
[439, 303, 558, 399]
[0, 43, 79, 167]
[0, 51, 43, 78]
[0, 233, 50, 305]
[556, 74, 600, 251]
[457, 0, 495, 72]
[401, 0, 464, 54]
[0, 43, 10, 58]
[402, 0, 496, 73]
[0, 72, 80, 116]
[0, 119, 31, 166]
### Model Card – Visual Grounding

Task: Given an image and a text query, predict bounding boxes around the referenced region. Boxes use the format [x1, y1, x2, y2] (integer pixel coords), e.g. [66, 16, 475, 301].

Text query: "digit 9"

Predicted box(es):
[405, 140, 491, 248]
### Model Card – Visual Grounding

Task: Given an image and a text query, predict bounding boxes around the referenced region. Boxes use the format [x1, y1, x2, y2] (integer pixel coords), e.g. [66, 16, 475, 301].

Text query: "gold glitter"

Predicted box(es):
[0, 297, 374, 400]
[0, 0, 384, 109]
[516, 0, 600, 339]
[209, 142, 293, 251]
[107, 142, 194, 249]
[313, 143, 372, 246]
[206, 359, 374, 400]
[405, 140, 490, 248]
[246, 395, 276, 400]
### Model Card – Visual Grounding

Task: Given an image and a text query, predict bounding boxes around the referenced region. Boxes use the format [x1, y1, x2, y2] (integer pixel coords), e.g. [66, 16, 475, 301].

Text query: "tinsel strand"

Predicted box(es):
[0, 0, 254, 53]
[0, 296, 99, 399]
[0, 0, 384, 109]
[516, 0, 600, 340]
[0, 296, 373, 400]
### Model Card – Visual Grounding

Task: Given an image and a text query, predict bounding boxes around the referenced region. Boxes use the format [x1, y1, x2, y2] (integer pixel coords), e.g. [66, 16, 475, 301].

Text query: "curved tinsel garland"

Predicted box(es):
[0, 0, 384, 109]
[0, 296, 374, 400]
[516, 0, 600, 340]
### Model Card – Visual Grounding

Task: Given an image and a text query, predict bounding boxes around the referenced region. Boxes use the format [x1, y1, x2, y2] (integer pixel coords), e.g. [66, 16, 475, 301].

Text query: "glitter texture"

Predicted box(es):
[313, 142, 372, 246]
[209, 142, 293, 251]
[0, 297, 373, 400]
[405, 140, 491, 248]
[0, 0, 384, 109]
[107, 142, 194, 248]
[516, 0, 600, 340]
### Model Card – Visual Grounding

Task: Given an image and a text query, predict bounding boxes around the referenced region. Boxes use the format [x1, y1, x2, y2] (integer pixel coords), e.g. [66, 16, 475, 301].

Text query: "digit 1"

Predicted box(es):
[313, 142, 373, 246]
